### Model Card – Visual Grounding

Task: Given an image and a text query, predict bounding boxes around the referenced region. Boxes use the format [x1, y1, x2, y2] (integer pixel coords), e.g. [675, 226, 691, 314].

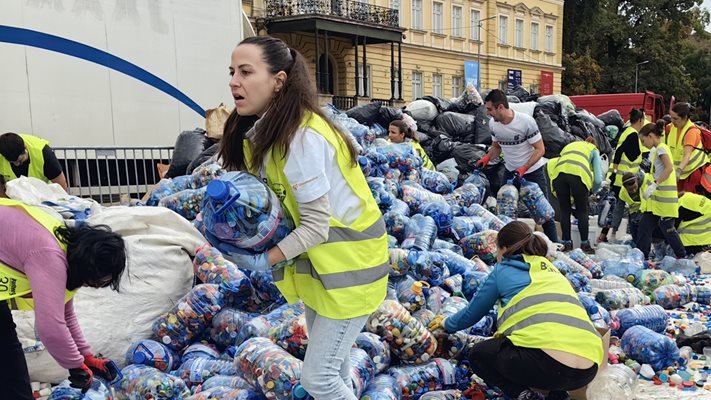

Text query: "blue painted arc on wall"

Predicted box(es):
[0, 25, 205, 117]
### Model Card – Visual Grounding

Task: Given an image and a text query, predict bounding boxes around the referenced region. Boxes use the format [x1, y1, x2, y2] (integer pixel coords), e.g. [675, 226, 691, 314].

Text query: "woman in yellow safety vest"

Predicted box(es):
[388, 119, 435, 170]
[599, 108, 647, 243]
[429, 221, 603, 400]
[0, 199, 126, 398]
[214, 36, 388, 400]
[676, 192, 711, 254]
[547, 137, 604, 254]
[636, 120, 687, 260]
[667, 102, 709, 193]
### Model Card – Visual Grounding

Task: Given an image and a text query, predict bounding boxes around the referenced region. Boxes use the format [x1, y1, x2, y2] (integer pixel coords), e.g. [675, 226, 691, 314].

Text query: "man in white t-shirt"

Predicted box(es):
[475, 89, 559, 242]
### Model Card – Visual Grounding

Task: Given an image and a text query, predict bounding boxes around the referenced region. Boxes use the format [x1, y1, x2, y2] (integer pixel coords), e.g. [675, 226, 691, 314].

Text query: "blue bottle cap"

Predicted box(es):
[293, 384, 308, 399]
[133, 352, 147, 365]
[207, 180, 230, 202]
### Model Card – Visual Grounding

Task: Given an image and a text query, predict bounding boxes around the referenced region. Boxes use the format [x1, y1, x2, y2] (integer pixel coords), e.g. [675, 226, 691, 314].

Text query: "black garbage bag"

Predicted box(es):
[346, 101, 382, 125]
[434, 112, 476, 142]
[535, 111, 579, 159]
[418, 120, 433, 135]
[572, 110, 605, 129]
[590, 125, 613, 158]
[483, 160, 506, 196]
[474, 106, 493, 146]
[165, 129, 211, 178]
[429, 134, 460, 164]
[507, 96, 521, 104]
[507, 85, 530, 102]
[677, 331, 711, 354]
[376, 106, 404, 128]
[451, 144, 487, 173]
[534, 102, 568, 132]
[422, 96, 454, 113]
[186, 142, 220, 174]
[415, 131, 431, 147]
[597, 109, 625, 133]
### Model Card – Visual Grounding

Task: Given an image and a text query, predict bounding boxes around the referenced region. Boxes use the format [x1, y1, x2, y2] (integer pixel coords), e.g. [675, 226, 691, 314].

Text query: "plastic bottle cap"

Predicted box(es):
[206, 180, 230, 202]
[293, 384, 308, 398]
[133, 352, 147, 364]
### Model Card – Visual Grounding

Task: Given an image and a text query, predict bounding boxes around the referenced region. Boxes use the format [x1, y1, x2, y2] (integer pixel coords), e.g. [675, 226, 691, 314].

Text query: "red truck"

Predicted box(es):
[569, 91, 667, 122]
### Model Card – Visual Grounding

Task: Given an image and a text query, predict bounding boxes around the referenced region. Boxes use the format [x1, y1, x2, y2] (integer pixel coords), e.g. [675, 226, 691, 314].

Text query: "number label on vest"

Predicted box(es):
[0, 276, 18, 295]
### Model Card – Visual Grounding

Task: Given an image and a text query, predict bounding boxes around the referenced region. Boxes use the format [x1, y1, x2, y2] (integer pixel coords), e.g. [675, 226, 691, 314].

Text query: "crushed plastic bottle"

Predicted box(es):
[193, 245, 253, 308]
[360, 373, 403, 400]
[350, 347, 377, 398]
[609, 305, 669, 337]
[496, 180, 518, 219]
[465, 203, 505, 231]
[176, 357, 238, 384]
[233, 337, 304, 400]
[653, 283, 695, 309]
[355, 332, 392, 374]
[402, 214, 438, 251]
[620, 325, 679, 371]
[113, 364, 191, 399]
[125, 339, 180, 372]
[367, 300, 437, 365]
[519, 180, 555, 224]
[387, 358, 456, 399]
[658, 256, 699, 278]
[585, 364, 638, 400]
[390, 198, 411, 217]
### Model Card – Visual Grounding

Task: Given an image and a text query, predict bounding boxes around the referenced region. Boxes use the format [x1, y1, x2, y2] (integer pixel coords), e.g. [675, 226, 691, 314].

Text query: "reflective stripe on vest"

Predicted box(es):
[640, 144, 678, 218]
[244, 112, 388, 319]
[549, 141, 596, 191]
[0, 134, 49, 182]
[666, 120, 709, 179]
[0, 198, 76, 310]
[610, 127, 642, 187]
[677, 193, 711, 247]
[496, 254, 604, 366]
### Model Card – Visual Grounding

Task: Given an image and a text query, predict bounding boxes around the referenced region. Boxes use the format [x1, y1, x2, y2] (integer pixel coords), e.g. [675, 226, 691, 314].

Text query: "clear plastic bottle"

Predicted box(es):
[125, 339, 180, 372]
[465, 203, 505, 231]
[601, 259, 643, 281]
[569, 249, 603, 279]
[387, 358, 456, 399]
[200, 374, 254, 392]
[659, 256, 699, 277]
[519, 180, 555, 224]
[401, 182, 446, 213]
[621, 325, 679, 371]
[367, 177, 396, 212]
[436, 249, 484, 276]
[407, 250, 449, 287]
[360, 374, 402, 400]
[175, 357, 238, 384]
[193, 245, 253, 309]
[450, 216, 485, 241]
[388, 248, 411, 277]
[366, 300, 437, 365]
[158, 186, 207, 220]
[631, 269, 673, 295]
[425, 287, 451, 315]
[461, 269, 490, 300]
[114, 364, 191, 399]
[458, 230, 498, 265]
[594, 287, 648, 310]
[653, 283, 695, 309]
[420, 202, 454, 236]
[609, 305, 668, 337]
[420, 168, 454, 194]
[585, 364, 638, 400]
[268, 312, 308, 359]
[350, 348, 377, 398]
[445, 183, 482, 211]
[462, 170, 488, 201]
[48, 379, 112, 400]
[237, 301, 304, 344]
[496, 180, 519, 219]
[233, 337, 305, 400]
[431, 240, 464, 255]
[402, 214, 438, 251]
[384, 211, 410, 243]
[596, 243, 632, 257]
[355, 332, 391, 374]
[555, 252, 592, 278]
[420, 389, 463, 400]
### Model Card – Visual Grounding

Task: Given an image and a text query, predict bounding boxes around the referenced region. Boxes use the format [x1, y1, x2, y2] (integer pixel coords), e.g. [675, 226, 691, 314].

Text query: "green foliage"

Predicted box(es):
[562, 53, 602, 95]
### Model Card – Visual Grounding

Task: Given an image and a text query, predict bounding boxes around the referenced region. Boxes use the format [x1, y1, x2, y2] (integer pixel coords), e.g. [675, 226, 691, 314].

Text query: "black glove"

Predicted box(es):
[511, 171, 522, 191]
[68, 364, 93, 393]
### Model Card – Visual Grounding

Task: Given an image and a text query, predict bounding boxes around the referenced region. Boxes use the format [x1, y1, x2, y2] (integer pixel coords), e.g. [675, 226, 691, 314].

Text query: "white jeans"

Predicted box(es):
[300, 306, 368, 400]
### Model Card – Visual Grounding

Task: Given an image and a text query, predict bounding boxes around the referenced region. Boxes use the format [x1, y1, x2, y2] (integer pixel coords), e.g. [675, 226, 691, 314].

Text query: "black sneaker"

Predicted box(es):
[546, 391, 571, 400]
[561, 241, 573, 252]
[516, 390, 544, 400]
[580, 241, 595, 255]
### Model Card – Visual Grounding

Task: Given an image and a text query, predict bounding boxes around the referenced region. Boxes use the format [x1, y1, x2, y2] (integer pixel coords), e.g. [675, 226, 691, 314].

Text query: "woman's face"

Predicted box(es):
[639, 133, 655, 149]
[388, 125, 405, 143]
[229, 44, 283, 117]
[670, 110, 686, 129]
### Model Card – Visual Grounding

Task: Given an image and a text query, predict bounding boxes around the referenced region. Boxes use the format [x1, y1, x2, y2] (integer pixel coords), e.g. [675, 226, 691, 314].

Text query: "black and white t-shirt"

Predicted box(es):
[490, 111, 546, 173]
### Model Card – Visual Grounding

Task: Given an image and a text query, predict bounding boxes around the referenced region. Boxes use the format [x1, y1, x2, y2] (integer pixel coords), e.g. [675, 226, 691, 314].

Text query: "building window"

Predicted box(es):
[545, 25, 554, 52]
[452, 6, 462, 37]
[412, 72, 422, 100]
[358, 64, 372, 97]
[412, 0, 422, 30]
[515, 19, 523, 47]
[470, 9, 480, 40]
[530, 22, 539, 50]
[432, 74, 443, 97]
[499, 15, 508, 45]
[452, 76, 463, 97]
[433, 2, 443, 34]
[390, 0, 401, 26]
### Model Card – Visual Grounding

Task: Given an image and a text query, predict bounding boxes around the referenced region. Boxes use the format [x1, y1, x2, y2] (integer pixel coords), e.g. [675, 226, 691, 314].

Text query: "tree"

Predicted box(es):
[562, 53, 602, 95]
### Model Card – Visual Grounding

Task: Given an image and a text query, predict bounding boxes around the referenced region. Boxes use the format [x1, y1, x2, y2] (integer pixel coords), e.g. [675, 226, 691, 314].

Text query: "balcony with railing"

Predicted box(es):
[266, 0, 399, 29]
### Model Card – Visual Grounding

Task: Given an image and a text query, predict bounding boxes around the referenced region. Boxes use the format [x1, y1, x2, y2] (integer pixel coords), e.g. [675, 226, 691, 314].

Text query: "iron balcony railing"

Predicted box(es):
[266, 0, 399, 28]
[333, 95, 357, 110]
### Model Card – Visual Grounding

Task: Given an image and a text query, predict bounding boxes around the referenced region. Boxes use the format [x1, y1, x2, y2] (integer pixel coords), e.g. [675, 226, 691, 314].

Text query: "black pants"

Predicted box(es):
[504, 167, 559, 243]
[0, 301, 34, 400]
[553, 173, 591, 242]
[600, 185, 622, 236]
[636, 212, 687, 259]
[468, 337, 598, 398]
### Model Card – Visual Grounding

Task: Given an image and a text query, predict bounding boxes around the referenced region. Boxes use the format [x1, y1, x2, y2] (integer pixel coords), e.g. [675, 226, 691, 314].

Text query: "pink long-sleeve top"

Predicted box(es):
[0, 206, 91, 369]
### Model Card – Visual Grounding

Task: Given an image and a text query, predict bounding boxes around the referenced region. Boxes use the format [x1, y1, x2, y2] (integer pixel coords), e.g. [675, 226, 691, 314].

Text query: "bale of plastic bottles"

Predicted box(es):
[176, 357, 238, 384]
[193, 245, 253, 308]
[420, 202, 454, 236]
[459, 230, 498, 265]
[268, 312, 309, 359]
[610, 305, 668, 337]
[152, 284, 225, 351]
[350, 347, 377, 398]
[355, 332, 392, 374]
[569, 249, 603, 279]
[653, 283, 695, 309]
[620, 325, 679, 371]
[233, 337, 306, 400]
[367, 300, 437, 365]
[201, 171, 294, 253]
[113, 364, 191, 399]
[158, 186, 206, 220]
[387, 358, 456, 400]
[594, 287, 648, 310]
[465, 204, 505, 231]
[125, 339, 180, 372]
[402, 214, 438, 251]
[496, 181, 518, 219]
[236, 302, 305, 344]
[360, 374, 403, 400]
[445, 183, 482, 211]
[147, 162, 224, 206]
[388, 248, 411, 277]
[519, 180, 555, 224]
[181, 343, 221, 363]
[420, 168, 454, 194]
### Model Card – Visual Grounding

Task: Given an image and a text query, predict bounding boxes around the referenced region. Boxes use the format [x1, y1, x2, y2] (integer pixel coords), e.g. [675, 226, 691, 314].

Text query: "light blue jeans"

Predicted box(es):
[300, 305, 368, 400]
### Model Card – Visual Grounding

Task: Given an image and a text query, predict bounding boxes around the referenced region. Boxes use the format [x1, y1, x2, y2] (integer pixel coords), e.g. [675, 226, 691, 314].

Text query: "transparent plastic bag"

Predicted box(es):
[408, 250, 449, 287]
[268, 313, 309, 359]
[519, 180, 555, 224]
[401, 183, 446, 213]
[442, 274, 464, 295]
[396, 277, 429, 313]
[450, 216, 484, 241]
[420, 389, 463, 399]
[368, 177, 397, 212]
[159, 186, 206, 220]
[384, 212, 411, 243]
[233, 337, 304, 400]
[496, 181, 518, 219]
[125, 339, 180, 372]
[425, 287, 452, 314]
[620, 325, 679, 371]
[367, 300, 437, 364]
[368, 143, 424, 174]
[193, 245, 253, 308]
[350, 348, 377, 398]
[437, 249, 487, 276]
[113, 364, 191, 399]
[244, 269, 286, 313]
[431, 240, 464, 256]
[388, 248, 411, 277]
[48, 379, 111, 400]
[355, 332, 392, 374]
[577, 294, 611, 328]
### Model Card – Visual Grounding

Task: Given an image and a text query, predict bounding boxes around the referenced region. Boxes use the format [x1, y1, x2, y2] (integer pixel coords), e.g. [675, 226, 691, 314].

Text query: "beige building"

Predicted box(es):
[245, 0, 563, 108]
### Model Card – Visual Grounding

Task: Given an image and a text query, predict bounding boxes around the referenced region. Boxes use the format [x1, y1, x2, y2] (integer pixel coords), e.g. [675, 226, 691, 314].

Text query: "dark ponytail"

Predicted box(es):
[628, 108, 645, 124]
[496, 221, 548, 259]
[638, 119, 666, 138]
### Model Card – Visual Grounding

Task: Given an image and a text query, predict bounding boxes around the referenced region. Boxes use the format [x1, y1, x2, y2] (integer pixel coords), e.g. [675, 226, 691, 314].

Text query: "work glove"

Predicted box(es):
[643, 183, 658, 200]
[84, 354, 117, 382]
[427, 315, 447, 332]
[602, 179, 611, 189]
[475, 155, 491, 169]
[202, 231, 270, 271]
[68, 364, 93, 393]
[515, 165, 528, 177]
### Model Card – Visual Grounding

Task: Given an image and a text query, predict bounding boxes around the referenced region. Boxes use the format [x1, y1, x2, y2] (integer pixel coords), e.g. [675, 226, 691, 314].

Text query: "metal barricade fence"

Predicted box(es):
[54, 147, 174, 205]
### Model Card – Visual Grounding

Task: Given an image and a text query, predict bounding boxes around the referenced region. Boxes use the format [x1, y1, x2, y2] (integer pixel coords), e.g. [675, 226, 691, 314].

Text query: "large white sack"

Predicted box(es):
[6, 177, 69, 221]
[406, 99, 438, 122]
[509, 101, 538, 117]
[15, 206, 204, 383]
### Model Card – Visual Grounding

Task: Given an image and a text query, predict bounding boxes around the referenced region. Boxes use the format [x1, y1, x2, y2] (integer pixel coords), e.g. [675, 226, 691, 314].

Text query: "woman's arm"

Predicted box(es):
[64, 300, 93, 358]
[444, 270, 500, 332]
[274, 194, 331, 261]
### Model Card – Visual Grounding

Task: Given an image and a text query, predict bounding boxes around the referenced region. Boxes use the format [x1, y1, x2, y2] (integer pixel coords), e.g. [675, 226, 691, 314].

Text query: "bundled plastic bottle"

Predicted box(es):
[193, 245, 253, 308]
[396, 278, 430, 313]
[445, 183, 482, 211]
[437, 296, 469, 318]
[496, 180, 519, 219]
[125, 339, 180, 372]
[182, 343, 221, 364]
[431, 240, 464, 255]
[569, 249, 603, 279]
[355, 332, 392, 374]
[387, 358, 456, 399]
[594, 287, 648, 310]
[388, 248, 411, 277]
[245, 269, 285, 313]
[462, 170, 488, 200]
[620, 325, 679, 371]
[408, 250, 449, 287]
[555, 252, 592, 279]
[461, 269, 490, 300]
[420, 202, 454, 236]
[360, 374, 403, 400]
[425, 287, 452, 314]
[268, 313, 309, 359]
[186, 387, 262, 400]
[519, 180, 555, 224]
[610, 305, 669, 337]
[442, 274, 464, 295]
[465, 203, 505, 231]
[585, 364, 638, 400]
[233, 337, 306, 400]
[695, 285, 711, 305]
[367, 300, 437, 364]
[390, 198, 411, 217]
[401, 183, 446, 213]
[421, 168, 454, 194]
[450, 216, 485, 240]
[159, 186, 207, 220]
[402, 214, 438, 251]
[192, 162, 227, 188]
[350, 348, 377, 398]
[210, 308, 256, 349]
[152, 284, 225, 351]
[602, 259, 643, 282]
[148, 162, 225, 206]
[567, 272, 592, 293]
[200, 374, 254, 392]
[658, 256, 699, 277]
[368, 177, 397, 212]
[113, 364, 191, 399]
[237, 301, 305, 344]
[384, 211, 411, 243]
[176, 357, 238, 384]
[459, 230, 498, 265]
[48, 379, 112, 400]
[653, 283, 696, 309]
[436, 249, 484, 275]
[358, 155, 373, 177]
[590, 276, 633, 292]
[577, 294, 610, 328]
[201, 171, 294, 253]
[596, 242, 633, 257]
[631, 269, 673, 295]
[420, 390, 463, 399]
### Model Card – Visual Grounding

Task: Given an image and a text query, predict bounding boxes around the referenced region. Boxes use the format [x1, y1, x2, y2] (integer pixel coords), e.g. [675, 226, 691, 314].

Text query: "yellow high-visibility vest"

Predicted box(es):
[609, 127, 643, 188]
[547, 141, 597, 193]
[677, 192, 711, 247]
[640, 143, 678, 218]
[666, 120, 708, 180]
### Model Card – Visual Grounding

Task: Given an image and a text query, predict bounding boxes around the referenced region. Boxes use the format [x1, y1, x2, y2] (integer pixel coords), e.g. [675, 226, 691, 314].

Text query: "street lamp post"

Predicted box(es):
[477, 15, 497, 91]
[635, 60, 649, 93]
